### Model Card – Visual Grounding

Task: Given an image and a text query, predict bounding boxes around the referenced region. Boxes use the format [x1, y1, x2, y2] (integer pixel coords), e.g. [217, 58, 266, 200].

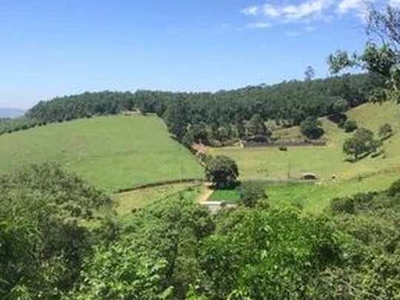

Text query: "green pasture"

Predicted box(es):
[0, 115, 203, 192]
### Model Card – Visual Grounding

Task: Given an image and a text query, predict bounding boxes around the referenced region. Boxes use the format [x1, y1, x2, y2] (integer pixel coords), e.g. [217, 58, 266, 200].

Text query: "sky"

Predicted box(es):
[0, 0, 397, 109]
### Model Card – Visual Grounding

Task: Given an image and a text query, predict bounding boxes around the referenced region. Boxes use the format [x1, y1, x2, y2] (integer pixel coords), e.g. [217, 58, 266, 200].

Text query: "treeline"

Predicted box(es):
[2, 163, 400, 299]
[12, 73, 381, 144]
[0, 117, 43, 135]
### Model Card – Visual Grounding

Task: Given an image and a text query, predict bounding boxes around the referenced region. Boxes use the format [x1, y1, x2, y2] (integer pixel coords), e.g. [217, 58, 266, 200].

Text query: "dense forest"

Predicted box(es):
[2, 163, 400, 299]
[0, 73, 382, 145]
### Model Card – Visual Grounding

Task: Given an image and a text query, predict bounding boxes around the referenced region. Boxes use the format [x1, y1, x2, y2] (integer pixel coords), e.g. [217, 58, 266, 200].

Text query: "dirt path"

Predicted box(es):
[197, 183, 214, 203]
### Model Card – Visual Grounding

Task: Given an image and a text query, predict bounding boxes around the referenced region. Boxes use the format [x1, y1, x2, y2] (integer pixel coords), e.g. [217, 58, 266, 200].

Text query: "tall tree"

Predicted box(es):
[304, 65, 315, 81]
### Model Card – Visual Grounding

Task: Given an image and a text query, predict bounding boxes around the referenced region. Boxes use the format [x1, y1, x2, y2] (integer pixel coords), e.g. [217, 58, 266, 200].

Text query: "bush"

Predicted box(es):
[240, 181, 268, 207]
[344, 120, 358, 132]
[331, 197, 355, 214]
[379, 123, 393, 140]
[300, 117, 324, 140]
[388, 179, 400, 196]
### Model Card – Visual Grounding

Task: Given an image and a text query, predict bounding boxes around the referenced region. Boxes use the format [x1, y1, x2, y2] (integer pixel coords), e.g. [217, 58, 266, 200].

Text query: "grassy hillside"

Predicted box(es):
[209, 102, 400, 210]
[211, 102, 400, 183]
[0, 115, 203, 192]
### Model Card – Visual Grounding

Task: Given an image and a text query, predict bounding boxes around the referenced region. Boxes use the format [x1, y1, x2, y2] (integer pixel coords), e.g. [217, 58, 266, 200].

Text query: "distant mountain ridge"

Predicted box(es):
[0, 108, 25, 118]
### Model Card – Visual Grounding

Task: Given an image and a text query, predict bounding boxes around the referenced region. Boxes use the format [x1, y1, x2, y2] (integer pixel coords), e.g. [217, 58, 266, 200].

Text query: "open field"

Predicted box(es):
[267, 171, 398, 213]
[210, 102, 400, 183]
[208, 170, 398, 212]
[208, 102, 400, 211]
[114, 183, 202, 222]
[0, 115, 203, 192]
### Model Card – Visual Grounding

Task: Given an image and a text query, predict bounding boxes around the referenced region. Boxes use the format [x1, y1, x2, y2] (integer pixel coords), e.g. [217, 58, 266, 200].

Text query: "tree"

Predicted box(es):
[0, 163, 111, 299]
[343, 128, 380, 160]
[205, 156, 239, 189]
[71, 198, 215, 300]
[245, 114, 268, 137]
[235, 119, 246, 139]
[331, 98, 349, 116]
[328, 5, 400, 102]
[379, 123, 394, 140]
[300, 117, 324, 140]
[163, 100, 189, 141]
[304, 65, 315, 81]
[343, 120, 358, 133]
[217, 126, 229, 142]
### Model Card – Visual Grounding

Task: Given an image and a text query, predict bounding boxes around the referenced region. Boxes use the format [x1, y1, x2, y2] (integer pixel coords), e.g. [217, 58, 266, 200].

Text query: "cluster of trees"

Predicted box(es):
[3, 163, 400, 299]
[0, 117, 43, 135]
[343, 128, 381, 160]
[343, 123, 394, 160]
[9, 73, 379, 144]
[0, 163, 111, 299]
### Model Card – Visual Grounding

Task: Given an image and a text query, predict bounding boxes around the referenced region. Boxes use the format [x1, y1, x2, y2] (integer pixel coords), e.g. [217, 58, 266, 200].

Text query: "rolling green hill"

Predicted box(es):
[0, 115, 203, 192]
[211, 102, 400, 183]
[210, 102, 400, 211]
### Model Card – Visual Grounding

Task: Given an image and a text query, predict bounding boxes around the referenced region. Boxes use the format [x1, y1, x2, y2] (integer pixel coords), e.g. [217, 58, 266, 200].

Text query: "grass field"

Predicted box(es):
[208, 102, 400, 211]
[114, 183, 201, 222]
[208, 171, 398, 212]
[210, 102, 400, 183]
[0, 115, 203, 192]
[208, 189, 242, 203]
[267, 171, 398, 213]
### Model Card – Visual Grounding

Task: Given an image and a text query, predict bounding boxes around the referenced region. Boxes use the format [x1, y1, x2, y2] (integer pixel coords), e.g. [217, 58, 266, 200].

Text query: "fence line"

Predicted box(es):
[116, 178, 205, 193]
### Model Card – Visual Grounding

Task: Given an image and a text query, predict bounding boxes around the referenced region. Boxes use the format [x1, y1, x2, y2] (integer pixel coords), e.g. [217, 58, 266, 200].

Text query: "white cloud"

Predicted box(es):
[241, 6, 259, 16]
[337, 0, 375, 22]
[247, 22, 272, 29]
[240, 0, 394, 30]
[241, 0, 334, 22]
[262, 4, 281, 17]
[337, 0, 365, 13]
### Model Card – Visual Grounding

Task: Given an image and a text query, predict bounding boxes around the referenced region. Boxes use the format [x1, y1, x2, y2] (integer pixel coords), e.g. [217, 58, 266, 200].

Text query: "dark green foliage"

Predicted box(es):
[71, 198, 215, 300]
[240, 181, 268, 207]
[245, 114, 269, 137]
[343, 128, 381, 160]
[329, 6, 400, 103]
[300, 116, 324, 139]
[0, 117, 40, 135]
[205, 156, 239, 189]
[388, 179, 400, 196]
[324, 187, 400, 298]
[331, 97, 349, 115]
[16, 74, 381, 144]
[379, 123, 394, 140]
[0, 163, 111, 299]
[198, 208, 341, 299]
[343, 120, 358, 132]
